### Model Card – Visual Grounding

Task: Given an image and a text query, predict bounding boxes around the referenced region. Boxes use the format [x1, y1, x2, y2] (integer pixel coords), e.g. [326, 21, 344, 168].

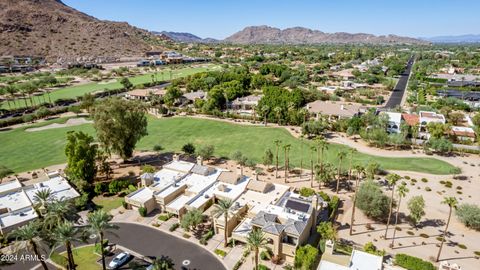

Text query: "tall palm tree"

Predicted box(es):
[86, 210, 118, 270]
[246, 229, 269, 270]
[52, 221, 81, 270]
[384, 173, 401, 239]
[262, 105, 269, 127]
[348, 148, 357, 183]
[436, 197, 458, 262]
[5, 85, 19, 108]
[212, 199, 233, 248]
[32, 188, 53, 216]
[274, 139, 282, 178]
[391, 184, 409, 247]
[43, 200, 78, 231]
[9, 221, 49, 270]
[350, 165, 365, 235]
[315, 138, 328, 176]
[310, 146, 316, 188]
[283, 144, 291, 183]
[336, 151, 347, 193]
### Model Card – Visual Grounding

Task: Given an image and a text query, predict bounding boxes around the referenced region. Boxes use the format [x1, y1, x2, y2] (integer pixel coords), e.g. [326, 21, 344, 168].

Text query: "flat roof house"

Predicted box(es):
[450, 126, 476, 142]
[419, 111, 446, 139]
[0, 174, 79, 234]
[229, 94, 262, 115]
[306, 101, 364, 120]
[317, 240, 383, 270]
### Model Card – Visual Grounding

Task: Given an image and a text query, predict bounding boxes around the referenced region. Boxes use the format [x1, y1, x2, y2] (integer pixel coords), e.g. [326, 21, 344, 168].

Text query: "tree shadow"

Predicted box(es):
[418, 219, 446, 228]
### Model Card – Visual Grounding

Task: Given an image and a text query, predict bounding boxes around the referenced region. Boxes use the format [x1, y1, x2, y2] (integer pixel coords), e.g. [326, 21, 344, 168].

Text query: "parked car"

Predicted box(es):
[108, 252, 131, 269]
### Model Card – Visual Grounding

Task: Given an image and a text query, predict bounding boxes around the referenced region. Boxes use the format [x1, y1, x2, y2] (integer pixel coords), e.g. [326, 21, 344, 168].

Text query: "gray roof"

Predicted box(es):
[262, 222, 285, 235]
[251, 211, 278, 227]
[191, 165, 215, 176]
[183, 90, 205, 101]
[284, 219, 307, 236]
[140, 173, 155, 180]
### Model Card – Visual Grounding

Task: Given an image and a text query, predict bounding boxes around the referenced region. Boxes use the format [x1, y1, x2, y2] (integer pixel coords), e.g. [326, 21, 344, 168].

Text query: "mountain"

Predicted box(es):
[421, 34, 480, 44]
[225, 26, 429, 45]
[156, 31, 218, 43]
[0, 0, 170, 63]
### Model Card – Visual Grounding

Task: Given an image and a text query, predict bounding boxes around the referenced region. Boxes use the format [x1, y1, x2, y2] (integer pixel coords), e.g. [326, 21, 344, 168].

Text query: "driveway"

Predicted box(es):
[384, 56, 414, 109]
[106, 222, 226, 270]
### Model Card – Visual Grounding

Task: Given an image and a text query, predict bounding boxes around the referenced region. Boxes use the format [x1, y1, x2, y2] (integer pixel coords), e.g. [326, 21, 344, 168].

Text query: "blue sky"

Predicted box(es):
[63, 0, 479, 39]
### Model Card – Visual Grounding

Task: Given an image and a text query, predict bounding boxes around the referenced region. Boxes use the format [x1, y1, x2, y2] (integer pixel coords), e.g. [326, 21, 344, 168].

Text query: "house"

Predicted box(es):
[0, 173, 79, 234]
[401, 113, 419, 127]
[317, 240, 383, 270]
[221, 183, 325, 261]
[332, 69, 355, 80]
[419, 111, 446, 139]
[450, 126, 476, 142]
[229, 95, 262, 115]
[381, 112, 402, 134]
[181, 90, 206, 106]
[306, 101, 364, 120]
[124, 87, 167, 101]
[319, 86, 337, 93]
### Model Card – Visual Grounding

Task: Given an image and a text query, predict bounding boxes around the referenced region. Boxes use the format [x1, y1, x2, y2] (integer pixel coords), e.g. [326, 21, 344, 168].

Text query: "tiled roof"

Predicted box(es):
[262, 222, 285, 235]
[284, 219, 307, 236]
[251, 211, 278, 227]
[401, 113, 419, 126]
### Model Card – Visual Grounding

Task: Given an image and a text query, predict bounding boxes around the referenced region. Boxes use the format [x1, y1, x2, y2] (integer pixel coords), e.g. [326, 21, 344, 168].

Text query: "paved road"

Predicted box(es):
[4, 222, 225, 270]
[384, 56, 414, 109]
[106, 222, 226, 270]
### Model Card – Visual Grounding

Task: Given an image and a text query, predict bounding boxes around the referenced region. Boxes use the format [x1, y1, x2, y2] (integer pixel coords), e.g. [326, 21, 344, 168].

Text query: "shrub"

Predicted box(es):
[214, 249, 227, 258]
[108, 179, 130, 194]
[328, 196, 340, 220]
[169, 223, 179, 232]
[363, 242, 385, 256]
[457, 244, 467, 249]
[436, 236, 444, 242]
[421, 178, 428, 183]
[122, 201, 128, 209]
[407, 231, 415, 236]
[260, 250, 271, 260]
[258, 265, 270, 270]
[182, 143, 196, 155]
[456, 204, 480, 230]
[138, 207, 147, 217]
[419, 233, 429, 238]
[425, 187, 431, 192]
[394, 253, 435, 270]
[158, 213, 172, 221]
[474, 251, 480, 256]
[356, 180, 390, 220]
[94, 239, 109, 255]
[74, 193, 89, 210]
[141, 164, 155, 173]
[294, 244, 318, 270]
[94, 182, 105, 195]
[298, 187, 316, 197]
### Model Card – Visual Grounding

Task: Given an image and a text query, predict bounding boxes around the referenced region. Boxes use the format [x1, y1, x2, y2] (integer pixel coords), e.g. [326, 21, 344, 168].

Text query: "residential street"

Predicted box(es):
[384, 56, 414, 109]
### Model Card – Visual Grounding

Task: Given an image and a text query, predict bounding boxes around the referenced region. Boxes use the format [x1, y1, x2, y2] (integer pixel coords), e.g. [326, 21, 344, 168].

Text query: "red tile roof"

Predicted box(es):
[402, 114, 419, 126]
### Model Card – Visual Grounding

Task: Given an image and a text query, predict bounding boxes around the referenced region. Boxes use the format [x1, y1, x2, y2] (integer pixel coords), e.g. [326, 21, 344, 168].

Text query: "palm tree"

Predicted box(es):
[384, 173, 401, 239]
[43, 200, 78, 231]
[310, 146, 316, 188]
[52, 221, 81, 270]
[336, 151, 347, 193]
[232, 151, 247, 175]
[283, 144, 291, 183]
[32, 188, 53, 216]
[251, 104, 257, 123]
[391, 184, 409, 247]
[315, 138, 328, 176]
[212, 199, 233, 248]
[274, 140, 282, 178]
[412, 123, 419, 147]
[246, 229, 269, 270]
[9, 221, 49, 270]
[436, 197, 458, 262]
[86, 210, 119, 270]
[261, 105, 269, 127]
[350, 165, 365, 235]
[348, 148, 357, 183]
[150, 256, 175, 270]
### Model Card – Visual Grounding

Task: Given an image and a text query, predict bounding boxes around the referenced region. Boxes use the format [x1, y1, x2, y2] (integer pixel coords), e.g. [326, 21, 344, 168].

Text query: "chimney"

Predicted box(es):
[253, 171, 258, 181]
[325, 240, 335, 255]
[173, 154, 179, 162]
[197, 156, 203, 166]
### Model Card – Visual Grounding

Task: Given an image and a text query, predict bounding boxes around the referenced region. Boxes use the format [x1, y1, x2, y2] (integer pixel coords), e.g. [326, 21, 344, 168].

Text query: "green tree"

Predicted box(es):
[294, 244, 318, 270]
[120, 77, 133, 90]
[407, 196, 426, 228]
[43, 200, 78, 231]
[365, 161, 380, 180]
[92, 98, 148, 160]
[52, 221, 82, 270]
[350, 165, 365, 235]
[197, 144, 215, 161]
[245, 229, 268, 270]
[80, 93, 95, 113]
[384, 173, 401, 239]
[317, 221, 337, 240]
[391, 184, 409, 247]
[212, 199, 233, 248]
[283, 144, 291, 183]
[356, 180, 390, 220]
[455, 204, 480, 230]
[86, 210, 119, 270]
[426, 122, 447, 139]
[65, 131, 97, 192]
[181, 209, 204, 231]
[336, 151, 347, 193]
[181, 143, 196, 156]
[32, 188, 53, 216]
[262, 149, 273, 170]
[9, 221, 49, 270]
[436, 197, 458, 262]
[231, 150, 247, 175]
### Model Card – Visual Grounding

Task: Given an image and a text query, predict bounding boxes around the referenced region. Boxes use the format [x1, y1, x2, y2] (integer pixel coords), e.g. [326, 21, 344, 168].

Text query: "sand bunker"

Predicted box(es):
[26, 118, 92, 132]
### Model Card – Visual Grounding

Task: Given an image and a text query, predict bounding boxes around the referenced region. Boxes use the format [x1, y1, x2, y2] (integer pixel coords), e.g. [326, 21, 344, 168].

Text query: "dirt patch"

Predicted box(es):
[25, 118, 92, 132]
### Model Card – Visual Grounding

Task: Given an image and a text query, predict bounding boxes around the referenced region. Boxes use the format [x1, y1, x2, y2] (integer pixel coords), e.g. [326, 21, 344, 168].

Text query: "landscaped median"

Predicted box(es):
[0, 117, 457, 175]
[50, 245, 101, 270]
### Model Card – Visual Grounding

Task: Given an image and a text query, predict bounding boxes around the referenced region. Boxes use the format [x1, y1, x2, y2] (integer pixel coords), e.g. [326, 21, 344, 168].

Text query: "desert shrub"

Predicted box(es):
[169, 223, 179, 232]
[394, 253, 435, 270]
[456, 204, 480, 230]
[214, 249, 227, 257]
[407, 231, 414, 235]
[457, 244, 467, 249]
[258, 265, 270, 270]
[294, 244, 318, 270]
[421, 178, 428, 183]
[138, 207, 147, 217]
[425, 187, 431, 192]
[158, 213, 172, 221]
[419, 233, 429, 238]
[260, 250, 272, 260]
[363, 242, 385, 256]
[299, 187, 316, 197]
[356, 180, 390, 220]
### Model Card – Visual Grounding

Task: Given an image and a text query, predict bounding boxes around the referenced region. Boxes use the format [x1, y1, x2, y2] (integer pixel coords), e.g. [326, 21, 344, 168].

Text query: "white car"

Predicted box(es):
[108, 252, 131, 269]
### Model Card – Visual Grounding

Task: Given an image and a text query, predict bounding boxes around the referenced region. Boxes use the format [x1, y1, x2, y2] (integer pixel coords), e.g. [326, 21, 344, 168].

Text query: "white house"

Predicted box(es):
[382, 112, 402, 134]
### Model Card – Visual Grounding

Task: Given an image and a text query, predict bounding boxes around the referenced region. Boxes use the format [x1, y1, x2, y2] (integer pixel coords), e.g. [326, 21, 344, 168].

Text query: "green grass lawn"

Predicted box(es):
[0, 117, 456, 175]
[1, 65, 218, 110]
[93, 196, 124, 212]
[51, 245, 101, 270]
